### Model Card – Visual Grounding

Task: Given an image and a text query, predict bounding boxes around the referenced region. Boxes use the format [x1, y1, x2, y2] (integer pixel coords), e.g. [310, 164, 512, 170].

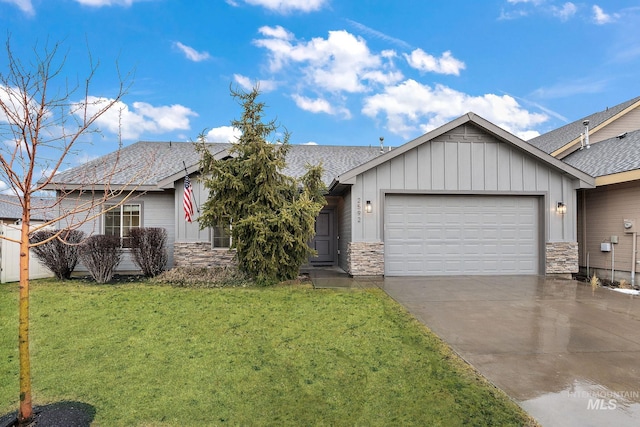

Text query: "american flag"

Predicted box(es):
[184, 175, 194, 222]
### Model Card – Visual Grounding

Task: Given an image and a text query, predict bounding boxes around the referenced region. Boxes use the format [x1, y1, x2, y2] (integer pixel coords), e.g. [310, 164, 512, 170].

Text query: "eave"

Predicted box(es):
[595, 170, 640, 186]
[40, 184, 161, 192]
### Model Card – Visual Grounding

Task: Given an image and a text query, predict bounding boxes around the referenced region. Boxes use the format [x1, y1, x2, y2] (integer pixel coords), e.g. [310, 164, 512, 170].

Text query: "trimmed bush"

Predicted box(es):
[29, 229, 85, 280]
[129, 227, 168, 277]
[80, 235, 122, 283]
[150, 266, 252, 288]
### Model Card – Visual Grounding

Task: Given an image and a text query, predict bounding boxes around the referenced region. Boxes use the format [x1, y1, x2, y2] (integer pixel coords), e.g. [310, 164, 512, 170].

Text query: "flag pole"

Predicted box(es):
[183, 161, 200, 214]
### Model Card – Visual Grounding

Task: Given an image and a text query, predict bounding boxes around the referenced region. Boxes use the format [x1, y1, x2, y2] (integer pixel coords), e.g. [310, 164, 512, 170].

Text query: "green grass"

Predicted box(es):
[1, 280, 534, 426]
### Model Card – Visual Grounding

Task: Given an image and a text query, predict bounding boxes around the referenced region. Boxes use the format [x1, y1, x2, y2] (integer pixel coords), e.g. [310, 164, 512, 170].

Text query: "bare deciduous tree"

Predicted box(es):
[0, 38, 147, 425]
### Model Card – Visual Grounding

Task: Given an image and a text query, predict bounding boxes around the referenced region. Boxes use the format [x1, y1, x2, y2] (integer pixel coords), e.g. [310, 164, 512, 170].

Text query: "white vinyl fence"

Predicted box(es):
[0, 224, 53, 283]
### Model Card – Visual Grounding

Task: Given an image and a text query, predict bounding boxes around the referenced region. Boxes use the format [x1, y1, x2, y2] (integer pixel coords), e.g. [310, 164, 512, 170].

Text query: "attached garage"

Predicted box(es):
[330, 113, 595, 277]
[384, 194, 540, 276]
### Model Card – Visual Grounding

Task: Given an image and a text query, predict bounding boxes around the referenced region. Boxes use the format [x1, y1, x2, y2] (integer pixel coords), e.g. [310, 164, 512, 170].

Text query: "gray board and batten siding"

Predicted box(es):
[335, 113, 594, 276]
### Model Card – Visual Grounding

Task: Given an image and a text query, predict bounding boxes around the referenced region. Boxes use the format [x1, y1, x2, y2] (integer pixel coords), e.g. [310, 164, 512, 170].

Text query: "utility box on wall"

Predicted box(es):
[601, 242, 611, 252]
[624, 219, 636, 233]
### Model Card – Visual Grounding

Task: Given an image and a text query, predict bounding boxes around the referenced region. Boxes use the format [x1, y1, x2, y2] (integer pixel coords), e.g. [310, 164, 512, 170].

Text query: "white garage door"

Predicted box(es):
[385, 195, 539, 276]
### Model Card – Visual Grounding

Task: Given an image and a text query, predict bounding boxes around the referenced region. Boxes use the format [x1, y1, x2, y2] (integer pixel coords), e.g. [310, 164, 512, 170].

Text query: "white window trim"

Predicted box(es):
[212, 221, 232, 249]
[103, 203, 143, 247]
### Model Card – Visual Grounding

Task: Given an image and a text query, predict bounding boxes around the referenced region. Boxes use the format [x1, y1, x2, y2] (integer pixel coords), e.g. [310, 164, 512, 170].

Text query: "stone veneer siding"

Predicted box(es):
[546, 241, 578, 274]
[347, 242, 384, 276]
[174, 242, 237, 268]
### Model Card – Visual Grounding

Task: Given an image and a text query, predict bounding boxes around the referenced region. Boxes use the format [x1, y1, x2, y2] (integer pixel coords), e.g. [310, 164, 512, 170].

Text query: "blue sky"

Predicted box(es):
[1, 0, 639, 166]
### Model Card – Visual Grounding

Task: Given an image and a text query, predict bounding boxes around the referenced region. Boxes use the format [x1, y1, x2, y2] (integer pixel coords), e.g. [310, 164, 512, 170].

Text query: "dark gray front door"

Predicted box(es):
[311, 209, 335, 265]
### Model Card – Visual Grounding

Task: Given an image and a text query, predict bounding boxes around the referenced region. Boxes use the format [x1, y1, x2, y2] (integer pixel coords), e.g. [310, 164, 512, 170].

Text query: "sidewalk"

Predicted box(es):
[301, 266, 382, 289]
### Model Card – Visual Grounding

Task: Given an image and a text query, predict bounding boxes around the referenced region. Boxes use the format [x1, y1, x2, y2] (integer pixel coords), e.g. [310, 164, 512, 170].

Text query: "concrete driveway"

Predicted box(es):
[381, 276, 640, 427]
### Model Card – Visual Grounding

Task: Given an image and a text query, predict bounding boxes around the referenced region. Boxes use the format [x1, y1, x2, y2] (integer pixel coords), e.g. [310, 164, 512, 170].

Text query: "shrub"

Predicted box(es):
[150, 266, 252, 288]
[129, 227, 168, 277]
[29, 229, 85, 280]
[79, 235, 122, 283]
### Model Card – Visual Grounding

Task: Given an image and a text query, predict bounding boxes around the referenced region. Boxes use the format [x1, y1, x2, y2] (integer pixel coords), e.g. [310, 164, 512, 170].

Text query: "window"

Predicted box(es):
[104, 204, 141, 247]
[212, 221, 231, 248]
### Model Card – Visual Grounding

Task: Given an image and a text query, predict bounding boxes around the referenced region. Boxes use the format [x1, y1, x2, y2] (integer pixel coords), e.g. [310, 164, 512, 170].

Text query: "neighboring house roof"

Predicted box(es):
[331, 112, 595, 190]
[44, 141, 384, 191]
[0, 194, 55, 222]
[528, 95, 640, 156]
[563, 129, 640, 186]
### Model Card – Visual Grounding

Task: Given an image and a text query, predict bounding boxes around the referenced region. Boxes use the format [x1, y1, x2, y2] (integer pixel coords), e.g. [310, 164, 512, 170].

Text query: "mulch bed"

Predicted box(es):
[0, 401, 94, 427]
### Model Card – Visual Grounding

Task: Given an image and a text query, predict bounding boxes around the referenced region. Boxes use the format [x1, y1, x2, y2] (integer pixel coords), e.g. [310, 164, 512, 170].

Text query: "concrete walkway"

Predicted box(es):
[302, 266, 382, 289]
[381, 276, 640, 427]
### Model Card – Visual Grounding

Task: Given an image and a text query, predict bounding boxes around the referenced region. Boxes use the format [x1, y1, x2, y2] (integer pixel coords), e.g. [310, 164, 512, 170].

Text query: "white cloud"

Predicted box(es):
[592, 5, 619, 24]
[205, 126, 241, 143]
[498, 8, 529, 20]
[404, 49, 466, 76]
[507, 0, 543, 4]
[235, 0, 328, 14]
[501, 0, 578, 21]
[302, 141, 318, 145]
[519, 130, 541, 141]
[254, 26, 401, 93]
[174, 42, 211, 62]
[346, 19, 412, 50]
[532, 76, 609, 98]
[0, 86, 25, 124]
[251, 25, 543, 139]
[233, 74, 278, 92]
[73, 97, 197, 140]
[292, 94, 332, 114]
[0, 0, 34, 14]
[362, 80, 547, 139]
[291, 94, 351, 118]
[552, 2, 577, 21]
[258, 25, 294, 40]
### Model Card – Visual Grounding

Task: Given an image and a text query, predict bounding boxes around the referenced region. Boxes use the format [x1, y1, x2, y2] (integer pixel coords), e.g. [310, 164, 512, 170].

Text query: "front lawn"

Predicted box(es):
[0, 281, 534, 426]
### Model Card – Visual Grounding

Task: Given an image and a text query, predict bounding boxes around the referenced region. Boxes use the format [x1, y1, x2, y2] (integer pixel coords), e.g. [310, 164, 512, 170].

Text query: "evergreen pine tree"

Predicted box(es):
[197, 87, 325, 285]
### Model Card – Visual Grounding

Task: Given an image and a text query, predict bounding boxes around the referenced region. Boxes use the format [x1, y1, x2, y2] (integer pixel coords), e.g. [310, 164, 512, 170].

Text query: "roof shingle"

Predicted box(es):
[529, 96, 640, 154]
[47, 141, 384, 189]
[563, 129, 640, 177]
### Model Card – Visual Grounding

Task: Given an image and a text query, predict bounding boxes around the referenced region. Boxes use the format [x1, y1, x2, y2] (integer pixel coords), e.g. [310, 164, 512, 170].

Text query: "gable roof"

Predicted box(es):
[528, 96, 640, 156]
[331, 112, 595, 190]
[44, 141, 384, 191]
[562, 129, 640, 185]
[46, 141, 215, 191]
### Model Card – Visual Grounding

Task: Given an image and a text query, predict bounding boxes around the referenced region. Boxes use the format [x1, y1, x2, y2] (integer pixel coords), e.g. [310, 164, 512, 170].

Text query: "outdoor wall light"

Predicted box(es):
[556, 201, 566, 215]
[365, 200, 372, 213]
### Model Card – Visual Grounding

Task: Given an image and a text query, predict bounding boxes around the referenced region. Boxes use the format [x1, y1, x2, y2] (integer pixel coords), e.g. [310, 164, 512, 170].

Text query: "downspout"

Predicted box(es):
[611, 240, 615, 283]
[581, 190, 588, 275]
[632, 232, 637, 287]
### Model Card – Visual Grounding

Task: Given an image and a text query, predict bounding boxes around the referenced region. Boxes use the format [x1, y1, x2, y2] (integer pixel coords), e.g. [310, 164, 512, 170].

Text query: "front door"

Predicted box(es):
[311, 209, 335, 265]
